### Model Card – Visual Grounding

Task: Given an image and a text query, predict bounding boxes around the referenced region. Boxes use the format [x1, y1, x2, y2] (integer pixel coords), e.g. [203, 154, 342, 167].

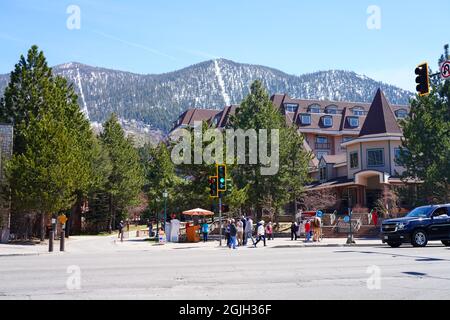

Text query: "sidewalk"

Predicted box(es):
[0, 242, 49, 256]
[0, 235, 386, 256]
[116, 235, 385, 250]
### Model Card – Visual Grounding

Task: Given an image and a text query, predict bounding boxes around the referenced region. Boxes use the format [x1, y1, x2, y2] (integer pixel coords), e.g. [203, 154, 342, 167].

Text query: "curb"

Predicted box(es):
[271, 243, 385, 249]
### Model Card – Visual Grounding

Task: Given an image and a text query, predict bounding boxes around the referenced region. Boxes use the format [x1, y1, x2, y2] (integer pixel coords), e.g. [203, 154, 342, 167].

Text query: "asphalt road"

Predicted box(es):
[1, 236, 450, 300]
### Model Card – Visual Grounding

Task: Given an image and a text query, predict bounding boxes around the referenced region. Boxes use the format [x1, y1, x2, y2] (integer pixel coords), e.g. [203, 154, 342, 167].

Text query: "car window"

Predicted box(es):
[407, 207, 432, 218]
[432, 208, 448, 217]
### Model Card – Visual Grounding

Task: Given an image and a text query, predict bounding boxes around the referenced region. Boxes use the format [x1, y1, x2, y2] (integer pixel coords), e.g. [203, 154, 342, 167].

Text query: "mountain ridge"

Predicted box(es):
[0, 58, 413, 134]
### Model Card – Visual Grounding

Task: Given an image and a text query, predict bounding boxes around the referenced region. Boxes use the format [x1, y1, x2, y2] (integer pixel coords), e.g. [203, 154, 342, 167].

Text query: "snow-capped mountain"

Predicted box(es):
[0, 59, 413, 134]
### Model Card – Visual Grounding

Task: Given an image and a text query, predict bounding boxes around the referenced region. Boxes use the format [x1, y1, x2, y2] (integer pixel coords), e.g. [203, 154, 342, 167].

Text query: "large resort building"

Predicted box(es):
[171, 88, 413, 211]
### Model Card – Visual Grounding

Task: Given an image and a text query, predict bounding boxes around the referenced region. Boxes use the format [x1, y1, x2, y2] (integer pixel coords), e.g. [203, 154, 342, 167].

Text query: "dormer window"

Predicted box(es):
[308, 104, 321, 114]
[284, 103, 299, 113]
[300, 114, 311, 125]
[395, 109, 408, 119]
[322, 116, 333, 127]
[213, 115, 221, 127]
[348, 117, 359, 127]
[352, 107, 365, 116]
[325, 105, 338, 114]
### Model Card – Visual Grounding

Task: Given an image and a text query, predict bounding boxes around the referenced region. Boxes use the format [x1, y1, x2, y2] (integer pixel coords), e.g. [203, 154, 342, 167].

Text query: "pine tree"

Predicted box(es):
[140, 142, 180, 220]
[229, 80, 310, 218]
[100, 113, 144, 232]
[1, 46, 95, 240]
[399, 46, 450, 203]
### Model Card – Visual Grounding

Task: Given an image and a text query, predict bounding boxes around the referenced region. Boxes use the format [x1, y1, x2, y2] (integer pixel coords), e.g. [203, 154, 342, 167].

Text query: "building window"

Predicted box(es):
[322, 116, 333, 127]
[367, 149, 384, 167]
[395, 109, 408, 119]
[317, 151, 329, 159]
[348, 117, 359, 127]
[320, 167, 327, 181]
[300, 114, 311, 125]
[350, 152, 359, 169]
[394, 148, 401, 165]
[325, 105, 338, 114]
[352, 107, 365, 116]
[284, 103, 299, 113]
[308, 104, 321, 114]
[316, 137, 330, 150]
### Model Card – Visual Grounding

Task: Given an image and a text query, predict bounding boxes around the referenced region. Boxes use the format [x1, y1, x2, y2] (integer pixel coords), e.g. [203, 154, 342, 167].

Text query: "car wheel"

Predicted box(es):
[411, 230, 428, 247]
[442, 240, 450, 247]
[387, 241, 402, 248]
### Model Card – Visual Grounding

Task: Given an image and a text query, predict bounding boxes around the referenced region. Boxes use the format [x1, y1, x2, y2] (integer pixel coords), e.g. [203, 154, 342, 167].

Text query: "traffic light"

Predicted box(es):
[209, 176, 218, 198]
[415, 63, 430, 96]
[217, 164, 226, 191]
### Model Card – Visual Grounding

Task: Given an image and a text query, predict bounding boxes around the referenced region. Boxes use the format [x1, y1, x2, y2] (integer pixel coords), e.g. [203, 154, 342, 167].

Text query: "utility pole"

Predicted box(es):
[219, 192, 222, 246]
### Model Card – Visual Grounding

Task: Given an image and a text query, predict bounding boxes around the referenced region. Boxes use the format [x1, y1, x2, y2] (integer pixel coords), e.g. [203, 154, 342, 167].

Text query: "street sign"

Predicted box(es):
[58, 214, 68, 225]
[441, 60, 450, 79]
[344, 216, 350, 223]
[316, 211, 323, 218]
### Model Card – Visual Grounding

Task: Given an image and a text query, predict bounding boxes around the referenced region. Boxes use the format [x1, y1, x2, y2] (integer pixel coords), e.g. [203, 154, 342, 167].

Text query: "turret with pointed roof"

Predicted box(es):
[359, 89, 402, 137]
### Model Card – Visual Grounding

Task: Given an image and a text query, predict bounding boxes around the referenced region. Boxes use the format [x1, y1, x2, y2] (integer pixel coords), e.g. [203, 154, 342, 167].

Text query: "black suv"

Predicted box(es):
[381, 204, 450, 248]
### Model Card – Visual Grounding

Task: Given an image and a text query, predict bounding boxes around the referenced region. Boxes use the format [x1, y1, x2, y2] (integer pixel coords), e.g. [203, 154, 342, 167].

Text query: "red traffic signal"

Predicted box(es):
[209, 176, 218, 198]
[415, 63, 430, 96]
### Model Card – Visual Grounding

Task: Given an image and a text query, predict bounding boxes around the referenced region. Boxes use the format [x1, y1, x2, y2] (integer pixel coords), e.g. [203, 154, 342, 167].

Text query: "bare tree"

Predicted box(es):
[299, 189, 337, 211]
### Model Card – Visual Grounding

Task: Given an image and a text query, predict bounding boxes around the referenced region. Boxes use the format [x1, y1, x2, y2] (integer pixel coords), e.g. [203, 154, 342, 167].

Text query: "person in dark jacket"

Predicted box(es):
[241, 216, 247, 245]
[229, 219, 238, 249]
[290, 222, 298, 241]
[224, 220, 231, 247]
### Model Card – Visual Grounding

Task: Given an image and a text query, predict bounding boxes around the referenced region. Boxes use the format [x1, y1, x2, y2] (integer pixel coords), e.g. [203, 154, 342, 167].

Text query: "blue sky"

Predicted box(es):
[0, 0, 448, 91]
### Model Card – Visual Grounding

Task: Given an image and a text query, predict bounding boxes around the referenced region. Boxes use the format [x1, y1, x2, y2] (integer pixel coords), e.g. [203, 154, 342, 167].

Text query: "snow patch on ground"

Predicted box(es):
[76, 67, 90, 120]
[214, 59, 231, 106]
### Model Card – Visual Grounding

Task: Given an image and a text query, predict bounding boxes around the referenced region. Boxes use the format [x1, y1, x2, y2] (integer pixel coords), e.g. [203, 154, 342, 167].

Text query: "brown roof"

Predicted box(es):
[270, 93, 408, 135]
[359, 89, 402, 137]
[322, 153, 346, 165]
[172, 108, 220, 131]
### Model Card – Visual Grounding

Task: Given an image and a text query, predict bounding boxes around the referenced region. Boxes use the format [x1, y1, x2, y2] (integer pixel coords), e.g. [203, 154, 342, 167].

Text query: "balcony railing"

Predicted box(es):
[315, 143, 331, 149]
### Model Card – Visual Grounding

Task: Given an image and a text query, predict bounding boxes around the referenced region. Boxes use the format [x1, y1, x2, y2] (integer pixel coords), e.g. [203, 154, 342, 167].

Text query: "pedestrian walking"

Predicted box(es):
[229, 219, 238, 249]
[147, 220, 153, 237]
[372, 208, 379, 226]
[290, 222, 298, 241]
[254, 221, 266, 247]
[241, 216, 247, 245]
[237, 219, 244, 246]
[245, 217, 254, 245]
[266, 221, 274, 240]
[305, 220, 311, 242]
[118, 220, 124, 239]
[201, 220, 209, 243]
[225, 220, 231, 247]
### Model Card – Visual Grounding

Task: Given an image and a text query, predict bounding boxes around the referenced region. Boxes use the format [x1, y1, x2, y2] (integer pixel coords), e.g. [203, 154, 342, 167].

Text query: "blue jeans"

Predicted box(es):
[306, 232, 311, 242]
[229, 236, 237, 249]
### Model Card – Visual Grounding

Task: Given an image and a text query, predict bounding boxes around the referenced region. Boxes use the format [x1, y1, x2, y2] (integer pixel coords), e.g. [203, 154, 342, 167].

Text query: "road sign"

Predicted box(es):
[441, 60, 450, 79]
[316, 211, 323, 218]
[58, 214, 68, 225]
[344, 216, 350, 223]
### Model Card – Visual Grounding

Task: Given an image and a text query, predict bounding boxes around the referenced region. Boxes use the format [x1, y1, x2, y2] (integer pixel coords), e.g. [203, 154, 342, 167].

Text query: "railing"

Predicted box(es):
[315, 143, 331, 149]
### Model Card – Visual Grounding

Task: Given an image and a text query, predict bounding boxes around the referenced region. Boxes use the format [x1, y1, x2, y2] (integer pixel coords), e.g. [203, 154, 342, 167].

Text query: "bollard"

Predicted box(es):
[49, 231, 54, 252]
[60, 230, 65, 251]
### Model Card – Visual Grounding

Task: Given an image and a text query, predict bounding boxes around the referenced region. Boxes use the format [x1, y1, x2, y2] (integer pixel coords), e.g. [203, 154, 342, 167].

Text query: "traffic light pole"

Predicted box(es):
[219, 192, 222, 247]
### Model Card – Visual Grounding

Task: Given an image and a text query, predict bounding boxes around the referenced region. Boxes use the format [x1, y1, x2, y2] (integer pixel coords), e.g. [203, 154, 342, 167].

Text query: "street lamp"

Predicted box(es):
[163, 190, 168, 231]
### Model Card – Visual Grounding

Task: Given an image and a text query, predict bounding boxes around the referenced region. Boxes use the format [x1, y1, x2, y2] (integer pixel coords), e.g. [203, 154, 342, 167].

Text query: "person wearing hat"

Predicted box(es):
[254, 220, 266, 247]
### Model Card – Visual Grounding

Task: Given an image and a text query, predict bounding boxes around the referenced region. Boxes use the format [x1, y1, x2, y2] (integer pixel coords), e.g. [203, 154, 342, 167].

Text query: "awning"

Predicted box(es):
[182, 208, 214, 216]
